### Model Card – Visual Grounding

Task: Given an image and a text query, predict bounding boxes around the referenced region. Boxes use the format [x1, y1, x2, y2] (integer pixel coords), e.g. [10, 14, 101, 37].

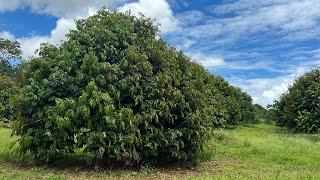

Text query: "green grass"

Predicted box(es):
[0, 126, 19, 163]
[1, 123, 320, 179]
[197, 123, 320, 179]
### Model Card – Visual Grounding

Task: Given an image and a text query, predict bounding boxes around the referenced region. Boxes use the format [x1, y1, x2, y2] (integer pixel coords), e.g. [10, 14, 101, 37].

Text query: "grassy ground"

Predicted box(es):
[0, 123, 320, 179]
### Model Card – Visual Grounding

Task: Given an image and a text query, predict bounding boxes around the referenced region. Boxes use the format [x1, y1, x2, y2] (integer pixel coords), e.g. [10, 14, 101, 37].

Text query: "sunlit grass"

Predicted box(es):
[197, 123, 320, 179]
[0, 125, 19, 164]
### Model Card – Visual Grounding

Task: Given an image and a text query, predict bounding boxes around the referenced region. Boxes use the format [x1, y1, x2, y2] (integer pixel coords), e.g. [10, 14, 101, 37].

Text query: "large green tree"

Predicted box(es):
[13, 11, 216, 165]
[273, 68, 320, 133]
[12, 10, 255, 165]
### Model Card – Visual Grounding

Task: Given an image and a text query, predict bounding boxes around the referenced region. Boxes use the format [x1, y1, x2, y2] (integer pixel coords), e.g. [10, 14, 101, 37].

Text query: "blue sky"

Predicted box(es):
[0, 0, 319, 106]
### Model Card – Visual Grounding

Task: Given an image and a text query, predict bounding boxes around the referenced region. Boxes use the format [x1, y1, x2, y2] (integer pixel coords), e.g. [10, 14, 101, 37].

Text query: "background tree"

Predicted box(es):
[264, 105, 277, 124]
[273, 68, 320, 133]
[0, 75, 17, 122]
[211, 76, 255, 125]
[0, 38, 22, 76]
[253, 104, 267, 123]
[0, 38, 21, 122]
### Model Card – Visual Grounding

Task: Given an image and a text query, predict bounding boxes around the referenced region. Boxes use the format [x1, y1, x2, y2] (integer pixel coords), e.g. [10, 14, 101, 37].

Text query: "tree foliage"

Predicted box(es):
[0, 38, 21, 122]
[211, 76, 255, 125]
[12, 10, 255, 165]
[0, 38, 22, 76]
[0, 75, 17, 122]
[273, 68, 320, 133]
[253, 104, 267, 121]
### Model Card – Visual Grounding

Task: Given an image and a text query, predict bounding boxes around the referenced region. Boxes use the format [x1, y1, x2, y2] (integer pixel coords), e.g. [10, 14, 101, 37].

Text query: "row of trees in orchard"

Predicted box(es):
[272, 68, 320, 133]
[1, 10, 255, 165]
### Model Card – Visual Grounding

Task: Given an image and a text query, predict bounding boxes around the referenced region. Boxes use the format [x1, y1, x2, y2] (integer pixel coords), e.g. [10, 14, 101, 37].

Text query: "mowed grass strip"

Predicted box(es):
[0, 123, 320, 179]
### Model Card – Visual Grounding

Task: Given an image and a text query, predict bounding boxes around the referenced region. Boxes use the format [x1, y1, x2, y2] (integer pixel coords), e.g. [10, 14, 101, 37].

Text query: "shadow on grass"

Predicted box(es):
[2, 144, 204, 177]
[4, 155, 203, 178]
[0, 124, 203, 176]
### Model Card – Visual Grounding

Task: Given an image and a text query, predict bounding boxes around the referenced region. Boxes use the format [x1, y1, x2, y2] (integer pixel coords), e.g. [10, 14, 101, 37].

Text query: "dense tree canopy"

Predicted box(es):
[273, 68, 320, 133]
[211, 76, 255, 125]
[12, 10, 255, 165]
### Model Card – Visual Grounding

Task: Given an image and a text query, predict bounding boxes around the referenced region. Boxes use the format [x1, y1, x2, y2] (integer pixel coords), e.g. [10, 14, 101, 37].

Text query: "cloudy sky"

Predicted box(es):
[0, 0, 319, 106]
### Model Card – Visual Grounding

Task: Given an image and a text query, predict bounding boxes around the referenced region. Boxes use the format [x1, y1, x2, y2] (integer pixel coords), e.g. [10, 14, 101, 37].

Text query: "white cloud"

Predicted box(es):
[118, 0, 178, 33]
[230, 67, 309, 107]
[1, 0, 178, 58]
[49, 18, 76, 44]
[166, 0, 320, 107]
[19, 36, 48, 58]
[0, 0, 126, 18]
[220, 60, 278, 72]
[262, 83, 288, 103]
[1, 18, 76, 59]
[226, 53, 320, 107]
[27, 0, 107, 18]
[188, 52, 225, 68]
[0, 31, 15, 40]
[0, 0, 109, 58]
[16, 18, 76, 59]
[212, 0, 288, 15]
[0, 0, 22, 12]
[176, 10, 205, 26]
[167, 0, 189, 9]
[177, 0, 320, 43]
